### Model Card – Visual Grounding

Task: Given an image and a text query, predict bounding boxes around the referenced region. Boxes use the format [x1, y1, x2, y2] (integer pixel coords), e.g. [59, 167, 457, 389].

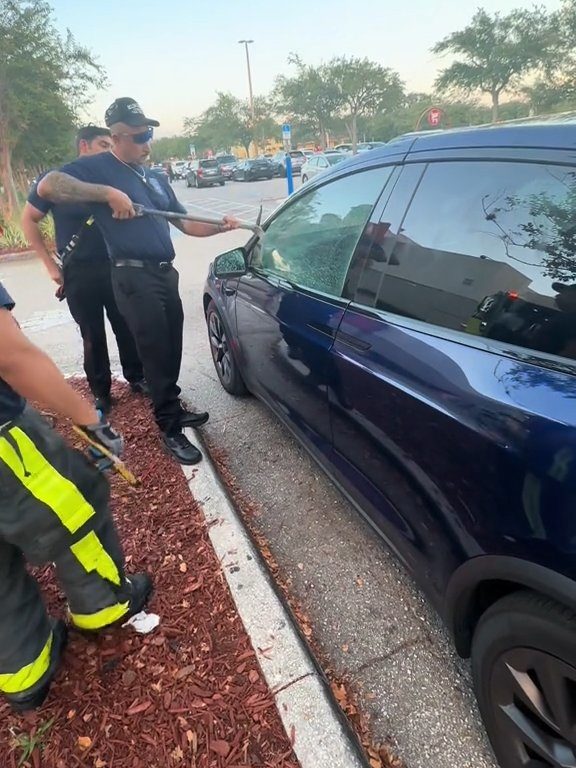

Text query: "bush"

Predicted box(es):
[0, 211, 55, 253]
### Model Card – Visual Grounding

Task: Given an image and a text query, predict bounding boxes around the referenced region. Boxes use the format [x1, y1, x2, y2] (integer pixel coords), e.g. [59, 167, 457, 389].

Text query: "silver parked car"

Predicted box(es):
[300, 152, 348, 183]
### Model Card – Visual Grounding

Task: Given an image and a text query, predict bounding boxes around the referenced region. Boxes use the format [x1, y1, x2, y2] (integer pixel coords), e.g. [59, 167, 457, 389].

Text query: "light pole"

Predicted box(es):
[238, 39, 255, 123]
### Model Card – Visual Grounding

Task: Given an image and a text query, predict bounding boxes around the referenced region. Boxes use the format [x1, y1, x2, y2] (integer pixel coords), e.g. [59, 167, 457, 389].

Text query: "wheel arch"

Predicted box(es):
[445, 555, 576, 657]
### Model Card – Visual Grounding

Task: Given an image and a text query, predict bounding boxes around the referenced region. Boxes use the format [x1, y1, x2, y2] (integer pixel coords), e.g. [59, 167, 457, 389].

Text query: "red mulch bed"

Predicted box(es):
[0, 380, 299, 768]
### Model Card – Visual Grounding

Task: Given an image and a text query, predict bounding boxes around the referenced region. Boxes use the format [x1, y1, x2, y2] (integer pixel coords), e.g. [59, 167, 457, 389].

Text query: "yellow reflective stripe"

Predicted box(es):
[70, 531, 122, 586]
[0, 427, 95, 533]
[0, 633, 52, 694]
[70, 601, 130, 630]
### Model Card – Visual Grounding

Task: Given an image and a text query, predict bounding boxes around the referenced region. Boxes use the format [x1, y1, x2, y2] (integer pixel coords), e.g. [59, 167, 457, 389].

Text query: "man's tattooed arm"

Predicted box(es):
[37, 173, 136, 219]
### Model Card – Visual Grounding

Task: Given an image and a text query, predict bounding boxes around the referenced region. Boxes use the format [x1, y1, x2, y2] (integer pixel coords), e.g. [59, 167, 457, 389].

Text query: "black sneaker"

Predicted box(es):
[162, 432, 203, 465]
[179, 407, 209, 429]
[130, 380, 150, 397]
[95, 394, 113, 415]
[6, 619, 68, 713]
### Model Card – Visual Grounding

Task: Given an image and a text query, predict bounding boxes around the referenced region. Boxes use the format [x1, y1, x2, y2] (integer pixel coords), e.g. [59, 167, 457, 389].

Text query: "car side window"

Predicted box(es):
[307, 157, 318, 168]
[251, 168, 391, 297]
[367, 159, 576, 364]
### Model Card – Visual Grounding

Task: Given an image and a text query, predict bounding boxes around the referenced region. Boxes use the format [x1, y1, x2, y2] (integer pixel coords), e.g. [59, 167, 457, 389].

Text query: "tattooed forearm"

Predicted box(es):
[37, 172, 112, 204]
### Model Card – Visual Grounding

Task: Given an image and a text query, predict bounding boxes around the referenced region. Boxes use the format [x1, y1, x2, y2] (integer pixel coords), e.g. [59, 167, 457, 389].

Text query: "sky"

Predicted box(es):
[50, 0, 563, 137]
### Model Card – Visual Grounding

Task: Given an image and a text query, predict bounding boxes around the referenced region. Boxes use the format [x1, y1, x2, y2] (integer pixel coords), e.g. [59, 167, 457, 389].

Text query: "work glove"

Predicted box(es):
[78, 421, 124, 457]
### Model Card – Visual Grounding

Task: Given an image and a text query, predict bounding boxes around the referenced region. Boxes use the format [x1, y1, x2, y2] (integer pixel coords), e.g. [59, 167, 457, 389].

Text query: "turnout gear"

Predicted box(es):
[0, 407, 147, 708]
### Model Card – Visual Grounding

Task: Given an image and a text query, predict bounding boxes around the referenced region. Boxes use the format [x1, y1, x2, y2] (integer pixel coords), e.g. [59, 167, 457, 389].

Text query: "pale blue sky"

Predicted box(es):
[50, 0, 562, 136]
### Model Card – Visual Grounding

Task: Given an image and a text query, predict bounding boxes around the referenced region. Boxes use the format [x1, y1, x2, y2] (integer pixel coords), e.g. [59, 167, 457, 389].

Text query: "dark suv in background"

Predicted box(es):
[216, 154, 238, 179]
[186, 159, 225, 188]
[204, 118, 576, 768]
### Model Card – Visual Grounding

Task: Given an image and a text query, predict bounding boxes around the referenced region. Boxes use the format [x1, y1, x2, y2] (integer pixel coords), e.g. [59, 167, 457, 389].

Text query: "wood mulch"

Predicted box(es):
[0, 380, 299, 768]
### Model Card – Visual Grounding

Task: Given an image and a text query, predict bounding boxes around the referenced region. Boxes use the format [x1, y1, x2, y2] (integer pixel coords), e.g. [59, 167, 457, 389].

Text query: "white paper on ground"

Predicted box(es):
[122, 611, 160, 634]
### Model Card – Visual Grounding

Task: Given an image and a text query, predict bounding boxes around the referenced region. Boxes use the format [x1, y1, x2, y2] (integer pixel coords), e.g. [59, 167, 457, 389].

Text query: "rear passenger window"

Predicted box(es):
[364, 160, 576, 363]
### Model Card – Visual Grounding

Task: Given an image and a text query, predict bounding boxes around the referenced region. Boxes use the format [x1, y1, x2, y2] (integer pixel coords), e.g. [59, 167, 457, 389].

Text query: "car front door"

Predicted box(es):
[329, 152, 576, 603]
[233, 167, 391, 453]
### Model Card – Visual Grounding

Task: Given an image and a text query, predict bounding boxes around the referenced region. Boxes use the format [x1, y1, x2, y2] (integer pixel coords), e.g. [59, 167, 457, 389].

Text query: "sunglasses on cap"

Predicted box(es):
[117, 127, 154, 144]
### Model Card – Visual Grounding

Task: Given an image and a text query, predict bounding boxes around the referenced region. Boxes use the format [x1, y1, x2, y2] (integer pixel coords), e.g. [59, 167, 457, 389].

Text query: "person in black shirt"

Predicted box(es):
[22, 125, 146, 414]
[0, 282, 151, 712]
[37, 98, 240, 465]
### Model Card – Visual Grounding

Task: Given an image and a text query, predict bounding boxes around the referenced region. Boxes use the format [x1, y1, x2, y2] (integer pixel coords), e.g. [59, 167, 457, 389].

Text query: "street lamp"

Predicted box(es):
[238, 39, 255, 123]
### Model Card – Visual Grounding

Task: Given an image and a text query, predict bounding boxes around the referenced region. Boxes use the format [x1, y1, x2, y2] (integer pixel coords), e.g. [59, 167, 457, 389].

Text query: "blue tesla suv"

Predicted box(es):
[204, 119, 576, 768]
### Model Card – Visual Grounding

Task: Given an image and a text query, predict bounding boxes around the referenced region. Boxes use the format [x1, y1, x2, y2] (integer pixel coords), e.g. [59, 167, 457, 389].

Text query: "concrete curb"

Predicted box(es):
[0, 250, 35, 264]
[181, 429, 368, 768]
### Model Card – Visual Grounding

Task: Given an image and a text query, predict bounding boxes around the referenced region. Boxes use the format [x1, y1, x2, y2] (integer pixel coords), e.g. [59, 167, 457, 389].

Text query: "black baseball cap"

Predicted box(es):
[104, 97, 160, 128]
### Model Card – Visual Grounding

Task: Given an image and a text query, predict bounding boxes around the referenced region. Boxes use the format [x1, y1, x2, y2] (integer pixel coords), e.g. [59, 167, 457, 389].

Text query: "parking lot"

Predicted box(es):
[7, 177, 497, 768]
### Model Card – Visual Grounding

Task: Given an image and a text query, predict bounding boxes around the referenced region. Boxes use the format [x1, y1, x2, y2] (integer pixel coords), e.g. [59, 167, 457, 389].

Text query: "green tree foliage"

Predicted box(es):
[150, 136, 193, 162]
[433, 8, 560, 122]
[0, 0, 106, 217]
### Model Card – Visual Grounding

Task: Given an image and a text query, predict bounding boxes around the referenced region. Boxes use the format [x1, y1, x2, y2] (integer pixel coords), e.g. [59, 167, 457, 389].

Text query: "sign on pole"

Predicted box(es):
[282, 123, 291, 140]
[189, 144, 196, 158]
[427, 108, 443, 127]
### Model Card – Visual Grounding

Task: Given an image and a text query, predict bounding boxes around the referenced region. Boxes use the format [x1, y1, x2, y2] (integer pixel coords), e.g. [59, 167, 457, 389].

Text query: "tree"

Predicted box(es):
[150, 137, 193, 163]
[327, 56, 404, 152]
[274, 55, 340, 148]
[432, 8, 560, 122]
[184, 93, 276, 156]
[0, 0, 106, 217]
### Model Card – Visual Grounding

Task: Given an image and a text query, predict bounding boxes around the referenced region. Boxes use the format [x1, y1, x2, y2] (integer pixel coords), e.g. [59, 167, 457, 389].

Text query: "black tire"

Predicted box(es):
[219, 181, 225, 186]
[472, 590, 576, 768]
[206, 301, 247, 396]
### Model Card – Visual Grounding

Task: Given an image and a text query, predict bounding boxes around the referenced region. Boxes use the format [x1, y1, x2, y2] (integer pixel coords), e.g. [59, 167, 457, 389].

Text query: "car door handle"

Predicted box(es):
[337, 331, 372, 351]
[224, 286, 237, 296]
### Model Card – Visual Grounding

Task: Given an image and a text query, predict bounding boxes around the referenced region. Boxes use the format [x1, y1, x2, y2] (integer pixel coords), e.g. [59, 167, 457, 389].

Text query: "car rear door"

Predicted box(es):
[329, 149, 576, 602]
[233, 166, 393, 455]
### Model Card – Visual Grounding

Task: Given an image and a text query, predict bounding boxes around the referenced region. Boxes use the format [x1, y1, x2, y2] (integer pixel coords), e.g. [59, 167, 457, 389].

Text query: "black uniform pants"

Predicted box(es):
[111, 264, 183, 435]
[0, 408, 132, 695]
[64, 260, 143, 398]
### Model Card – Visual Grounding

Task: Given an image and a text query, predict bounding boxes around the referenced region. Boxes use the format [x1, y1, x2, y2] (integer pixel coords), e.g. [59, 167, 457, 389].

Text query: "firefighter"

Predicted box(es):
[0, 282, 151, 712]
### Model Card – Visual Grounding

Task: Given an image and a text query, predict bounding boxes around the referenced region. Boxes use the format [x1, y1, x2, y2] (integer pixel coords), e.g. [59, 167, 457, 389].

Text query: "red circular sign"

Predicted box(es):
[427, 108, 443, 127]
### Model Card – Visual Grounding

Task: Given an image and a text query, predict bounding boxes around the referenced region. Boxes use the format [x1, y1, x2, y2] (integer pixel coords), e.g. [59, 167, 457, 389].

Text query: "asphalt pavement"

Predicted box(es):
[7, 177, 497, 768]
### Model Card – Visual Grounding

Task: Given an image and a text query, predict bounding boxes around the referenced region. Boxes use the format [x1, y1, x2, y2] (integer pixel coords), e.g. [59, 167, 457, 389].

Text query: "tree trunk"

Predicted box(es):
[0, 120, 18, 220]
[351, 113, 358, 154]
[491, 91, 499, 123]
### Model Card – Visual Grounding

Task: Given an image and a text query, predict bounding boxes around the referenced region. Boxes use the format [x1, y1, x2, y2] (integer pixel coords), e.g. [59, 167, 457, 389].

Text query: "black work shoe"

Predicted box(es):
[130, 380, 150, 397]
[7, 619, 68, 713]
[162, 432, 203, 465]
[95, 394, 113, 415]
[179, 408, 210, 429]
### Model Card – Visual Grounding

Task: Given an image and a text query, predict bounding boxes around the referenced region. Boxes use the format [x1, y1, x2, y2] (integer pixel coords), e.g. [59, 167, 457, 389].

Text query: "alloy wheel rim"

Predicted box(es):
[209, 312, 232, 385]
[491, 647, 576, 767]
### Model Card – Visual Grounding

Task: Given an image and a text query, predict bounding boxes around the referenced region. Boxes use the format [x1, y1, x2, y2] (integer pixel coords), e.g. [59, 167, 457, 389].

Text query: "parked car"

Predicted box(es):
[232, 158, 274, 182]
[301, 152, 348, 183]
[216, 154, 238, 179]
[149, 163, 171, 183]
[271, 150, 306, 177]
[171, 160, 188, 179]
[186, 158, 225, 188]
[334, 143, 352, 153]
[204, 118, 576, 768]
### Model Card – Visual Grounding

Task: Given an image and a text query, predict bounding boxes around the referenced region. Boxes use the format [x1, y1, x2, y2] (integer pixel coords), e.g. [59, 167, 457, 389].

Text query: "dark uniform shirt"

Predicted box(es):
[54, 154, 187, 262]
[28, 173, 108, 264]
[0, 283, 26, 423]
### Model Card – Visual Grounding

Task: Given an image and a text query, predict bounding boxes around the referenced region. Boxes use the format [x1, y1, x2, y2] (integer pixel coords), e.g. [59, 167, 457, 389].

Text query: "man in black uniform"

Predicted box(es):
[37, 98, 240, 465]
[0, 282, 151, 711]
[22, 125, 146, 414]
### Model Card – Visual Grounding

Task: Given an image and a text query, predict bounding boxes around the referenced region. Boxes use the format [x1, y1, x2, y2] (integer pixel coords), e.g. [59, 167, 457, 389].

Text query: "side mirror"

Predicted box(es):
[213, 248, 248, 278]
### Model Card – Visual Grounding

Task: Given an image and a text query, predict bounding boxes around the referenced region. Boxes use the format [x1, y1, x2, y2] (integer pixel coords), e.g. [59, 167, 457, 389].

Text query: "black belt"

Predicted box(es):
[113, 259, 173, 271]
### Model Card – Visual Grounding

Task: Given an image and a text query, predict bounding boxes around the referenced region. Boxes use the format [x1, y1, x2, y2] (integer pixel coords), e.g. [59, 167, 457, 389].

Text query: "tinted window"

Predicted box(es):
[253, 168, 391, 296]
[200, 159, 219, 169]
[289, 151, 304, 158]
[366, 160, 576, 363]
[217, 155, 236, 164]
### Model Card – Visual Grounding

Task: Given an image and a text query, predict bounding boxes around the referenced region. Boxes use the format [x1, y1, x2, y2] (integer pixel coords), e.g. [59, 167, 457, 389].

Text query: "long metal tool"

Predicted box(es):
[133, 203, 264, 238]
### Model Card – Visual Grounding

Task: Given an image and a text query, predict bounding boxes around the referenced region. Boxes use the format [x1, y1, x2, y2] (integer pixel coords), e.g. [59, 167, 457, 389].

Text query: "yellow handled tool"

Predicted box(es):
[73, 425, 140, 487]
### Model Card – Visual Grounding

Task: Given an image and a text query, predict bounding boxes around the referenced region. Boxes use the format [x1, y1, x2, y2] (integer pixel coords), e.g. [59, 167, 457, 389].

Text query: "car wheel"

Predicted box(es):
[472, 590, 576, 768]
[219, 181, 225, 186]
[207, 301, 247, 396]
